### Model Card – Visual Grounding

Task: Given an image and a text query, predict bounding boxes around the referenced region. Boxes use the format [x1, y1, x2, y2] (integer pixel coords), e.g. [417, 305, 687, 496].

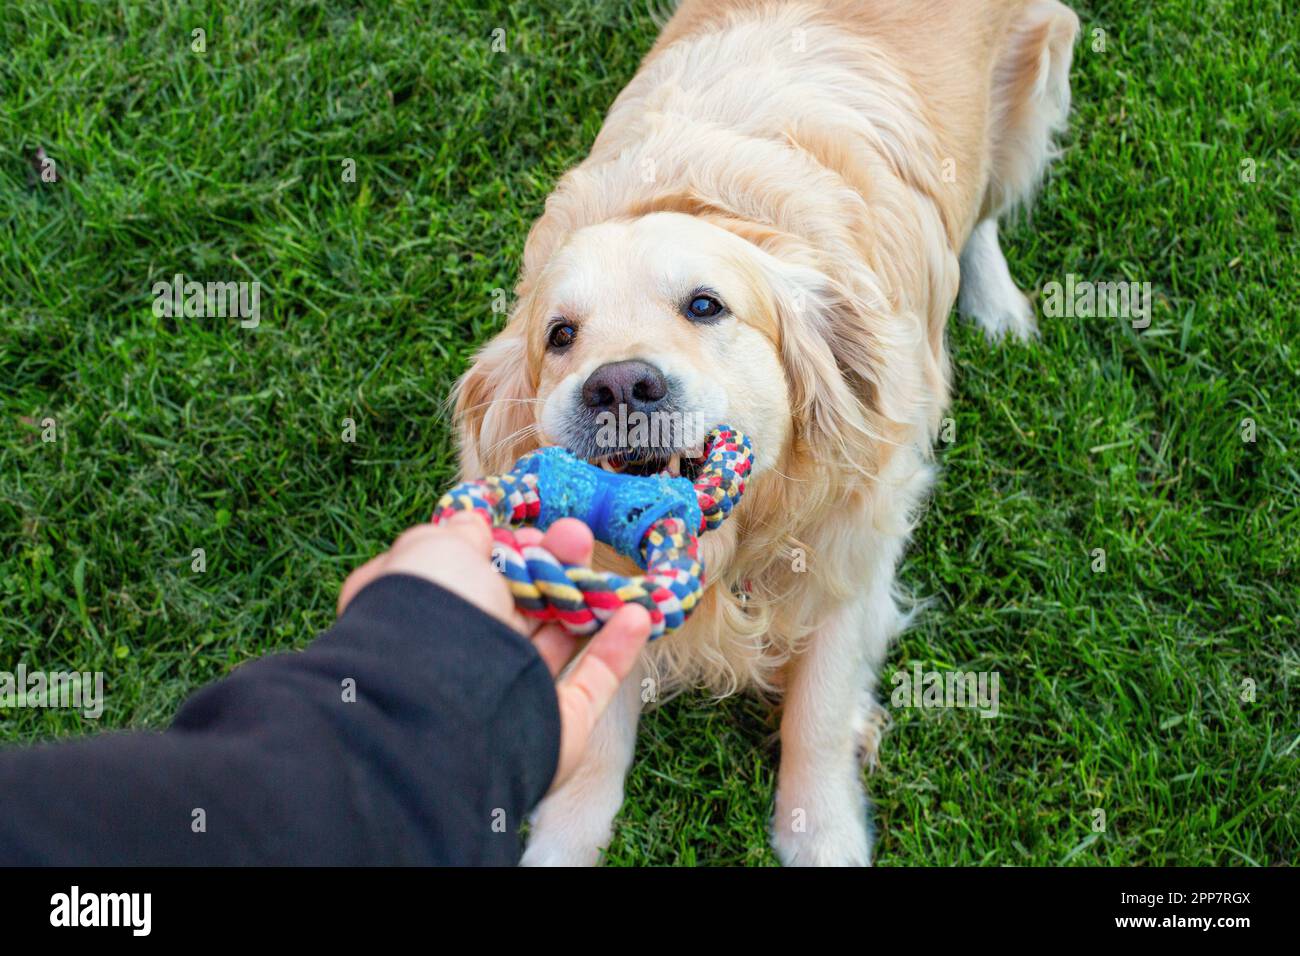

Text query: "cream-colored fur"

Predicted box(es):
[455, 0, 1078, 865]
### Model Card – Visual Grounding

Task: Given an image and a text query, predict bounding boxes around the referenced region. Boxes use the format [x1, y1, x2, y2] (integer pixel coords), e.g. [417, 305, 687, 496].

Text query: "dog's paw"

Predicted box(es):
[961, 282, 1038, 343]
[770, 778, 873, 866]
[520, 836, 605, 867]
[957, 220, 1039, 343]
[520, 777, 625, 866]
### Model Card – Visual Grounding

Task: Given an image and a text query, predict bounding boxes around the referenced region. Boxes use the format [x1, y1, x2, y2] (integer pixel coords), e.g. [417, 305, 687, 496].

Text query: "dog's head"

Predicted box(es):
[456, 210, 928, 494]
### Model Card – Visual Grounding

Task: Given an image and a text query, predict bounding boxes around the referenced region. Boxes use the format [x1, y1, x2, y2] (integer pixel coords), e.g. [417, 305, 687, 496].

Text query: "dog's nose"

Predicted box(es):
[581, 360, 668, 414]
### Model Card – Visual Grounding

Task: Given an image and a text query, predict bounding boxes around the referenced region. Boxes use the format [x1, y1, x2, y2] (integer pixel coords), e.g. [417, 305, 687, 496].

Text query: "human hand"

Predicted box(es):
[337, 514, 651, 790]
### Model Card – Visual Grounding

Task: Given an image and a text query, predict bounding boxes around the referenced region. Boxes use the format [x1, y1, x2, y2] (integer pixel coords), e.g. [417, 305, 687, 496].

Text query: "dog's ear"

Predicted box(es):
[763, 256, 930, 463]
[453, 331, 537, 477]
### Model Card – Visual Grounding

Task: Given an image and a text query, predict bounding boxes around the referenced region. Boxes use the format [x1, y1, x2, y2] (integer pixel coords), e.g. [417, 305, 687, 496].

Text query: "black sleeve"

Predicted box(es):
[0, 574, 561, 866]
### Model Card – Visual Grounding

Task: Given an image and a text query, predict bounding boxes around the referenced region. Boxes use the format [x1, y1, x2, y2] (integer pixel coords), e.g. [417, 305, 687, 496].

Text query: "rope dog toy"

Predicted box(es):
[432, 426, 753, 639]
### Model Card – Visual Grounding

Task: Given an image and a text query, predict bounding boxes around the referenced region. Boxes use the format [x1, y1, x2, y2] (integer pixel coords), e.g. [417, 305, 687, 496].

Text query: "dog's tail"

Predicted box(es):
[982, 0, 1081, 220]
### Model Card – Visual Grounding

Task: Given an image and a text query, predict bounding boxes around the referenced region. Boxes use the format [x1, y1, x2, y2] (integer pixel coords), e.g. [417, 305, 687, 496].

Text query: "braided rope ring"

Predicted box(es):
[432, 426, 753, 640]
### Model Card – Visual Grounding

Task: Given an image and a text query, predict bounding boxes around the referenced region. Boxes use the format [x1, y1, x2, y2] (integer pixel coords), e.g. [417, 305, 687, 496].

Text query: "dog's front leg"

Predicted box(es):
[771, 577, 900, 866]
[521, 660, 644, 866]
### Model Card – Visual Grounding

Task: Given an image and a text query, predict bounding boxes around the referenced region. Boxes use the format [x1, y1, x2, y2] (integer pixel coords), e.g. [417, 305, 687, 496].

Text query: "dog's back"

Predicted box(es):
[646, 0, 1076, 248]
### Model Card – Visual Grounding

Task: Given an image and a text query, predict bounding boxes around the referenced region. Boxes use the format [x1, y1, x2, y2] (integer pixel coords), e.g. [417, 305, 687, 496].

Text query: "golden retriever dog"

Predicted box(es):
[455, 0, 1079, 865]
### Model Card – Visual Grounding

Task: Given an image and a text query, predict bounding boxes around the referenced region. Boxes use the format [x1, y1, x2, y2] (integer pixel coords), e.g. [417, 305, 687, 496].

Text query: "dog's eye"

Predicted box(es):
[547, 322, 576, 350]
[684, 292, 726, 321]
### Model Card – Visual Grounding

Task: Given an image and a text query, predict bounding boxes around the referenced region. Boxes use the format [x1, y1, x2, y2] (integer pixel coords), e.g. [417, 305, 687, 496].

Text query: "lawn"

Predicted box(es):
[1, 0, 1295, 865]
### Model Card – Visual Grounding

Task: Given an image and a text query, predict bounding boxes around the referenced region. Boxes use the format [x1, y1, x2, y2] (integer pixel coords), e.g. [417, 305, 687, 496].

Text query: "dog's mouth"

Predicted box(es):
[587, 446, 709, 481]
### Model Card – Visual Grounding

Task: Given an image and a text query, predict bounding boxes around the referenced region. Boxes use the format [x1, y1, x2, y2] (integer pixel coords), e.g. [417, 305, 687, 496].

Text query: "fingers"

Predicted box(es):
[502, 520, 593, 574]
[531, 594, 649, 679]
[495, 519, 593, 566]
[529, 623, 579, 677]
[514, 527, 544, 549]
[437, 511, 493, 554]
[552, 604, 651, 784]
[521, 520, 598, 672]
[337, 513, 494, 617]
[539, 518, 595, 567]
[386, 514, 492, 568]
[563, 604, 651, 698]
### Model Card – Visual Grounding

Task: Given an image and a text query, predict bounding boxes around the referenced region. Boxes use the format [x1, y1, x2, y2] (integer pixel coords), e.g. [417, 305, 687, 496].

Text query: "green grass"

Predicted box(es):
[1, 0, 1295, 866]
